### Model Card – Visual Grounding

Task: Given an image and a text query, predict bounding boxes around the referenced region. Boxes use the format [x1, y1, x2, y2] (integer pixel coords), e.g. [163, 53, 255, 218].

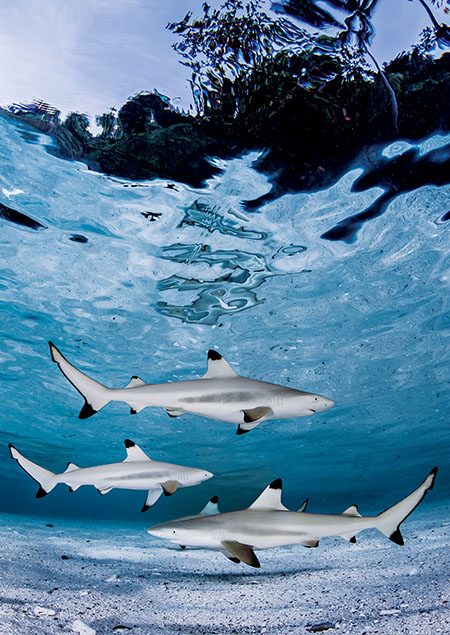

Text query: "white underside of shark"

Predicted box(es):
[148, 468, 438, 567]
[9, 439, 213, 511]
[48, 342, 335, 434]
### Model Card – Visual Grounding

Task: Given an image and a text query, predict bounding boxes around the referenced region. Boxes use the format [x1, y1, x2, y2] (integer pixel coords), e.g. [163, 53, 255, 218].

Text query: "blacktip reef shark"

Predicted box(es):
[148, 468, 438, 568]
[9, 439, 213, 511]
[48, 342, 335, 434]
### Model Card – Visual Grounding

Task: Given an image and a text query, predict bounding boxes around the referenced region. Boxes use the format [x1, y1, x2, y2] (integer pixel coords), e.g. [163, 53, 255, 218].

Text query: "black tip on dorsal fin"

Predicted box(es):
[36, 486, 48, 499]
[180, 545, 187, 550]
[79, 401, 96, 419]
[210, 495, 219, 504]
[124, 439, 135, 448]
[8, 443, 15, 458]
[208, 349, 222, 361]
[269, 478, 282, 490]
[389, 528, 404, 546]
[130, 408, 137, 415]
[141, 503, 150, 512]
[350, 536, 357, 544]
[131, 375, 139, 380]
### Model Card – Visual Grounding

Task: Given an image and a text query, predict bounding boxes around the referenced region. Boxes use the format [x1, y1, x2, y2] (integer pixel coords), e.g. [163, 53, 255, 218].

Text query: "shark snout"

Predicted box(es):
[313, 396, 335, 412]
[189, 469, 214, 485]
[147, 524, 171, 539]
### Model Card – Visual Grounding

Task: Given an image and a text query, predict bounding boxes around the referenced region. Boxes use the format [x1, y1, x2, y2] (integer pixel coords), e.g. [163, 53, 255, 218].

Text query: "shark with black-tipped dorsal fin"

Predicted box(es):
[148, 469, 438, 568]
[48, 342, 334, 435]
[175, 492, 309, 552]
[9, 440, 213, 511]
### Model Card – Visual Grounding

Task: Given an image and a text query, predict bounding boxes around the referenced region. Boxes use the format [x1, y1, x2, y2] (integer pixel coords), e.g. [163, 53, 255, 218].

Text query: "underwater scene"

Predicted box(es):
[0, 1, 449, 634]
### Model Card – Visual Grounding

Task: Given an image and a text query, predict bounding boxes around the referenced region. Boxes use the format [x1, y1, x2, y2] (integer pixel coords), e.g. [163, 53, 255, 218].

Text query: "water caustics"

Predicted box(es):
[0, 113, 449, 522]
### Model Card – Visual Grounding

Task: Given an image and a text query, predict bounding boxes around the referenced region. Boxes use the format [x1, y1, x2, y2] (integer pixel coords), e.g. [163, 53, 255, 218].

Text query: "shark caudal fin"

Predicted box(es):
[375, 467, 438, 545]
[9, 444, 58, 498]
[49, 341, 111, 419]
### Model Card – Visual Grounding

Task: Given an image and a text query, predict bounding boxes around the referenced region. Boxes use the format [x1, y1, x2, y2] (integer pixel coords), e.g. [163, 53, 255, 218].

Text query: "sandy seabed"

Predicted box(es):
[0, 507, 449, 635]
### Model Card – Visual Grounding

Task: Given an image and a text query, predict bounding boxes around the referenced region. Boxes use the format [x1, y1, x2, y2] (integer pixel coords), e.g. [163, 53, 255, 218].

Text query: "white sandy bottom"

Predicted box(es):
[0, 509, 449, 635]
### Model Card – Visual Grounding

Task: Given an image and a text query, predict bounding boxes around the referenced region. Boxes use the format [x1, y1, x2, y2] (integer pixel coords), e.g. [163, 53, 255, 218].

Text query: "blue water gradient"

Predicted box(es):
[0, 113, 448, 523]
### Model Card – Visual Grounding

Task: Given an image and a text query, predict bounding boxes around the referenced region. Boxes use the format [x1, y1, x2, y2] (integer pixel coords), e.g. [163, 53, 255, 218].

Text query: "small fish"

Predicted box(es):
[148, 468, 438, 568]
[48, 342, 334, 435]
[9, 439, 213, 511]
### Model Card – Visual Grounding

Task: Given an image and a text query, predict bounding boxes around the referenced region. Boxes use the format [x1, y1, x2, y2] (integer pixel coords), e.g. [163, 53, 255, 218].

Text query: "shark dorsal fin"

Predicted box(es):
[125, 375, 145, 389]
[342, 504, 362, 517]
[64, 462, 79, 473]
[123, 439, 152, 462]
[297, 498, 309, 513]
[203, 350, 238, 379]
[200, 496, 219, 515]
[248, 479, 288, 511]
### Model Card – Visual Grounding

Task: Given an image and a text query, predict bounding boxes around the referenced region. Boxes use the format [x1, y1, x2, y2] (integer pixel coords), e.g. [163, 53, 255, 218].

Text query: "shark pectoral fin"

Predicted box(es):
[236, 424, 254, 435]
[223, 553, 240, 564]
[161, 480, 179, 496]
[123, 439, 152, 462]
[203, 350, 238, 379]
[165, 408, 184, 418]
[297, 498, 309, 513]
[221, 541, 260, 568]
[242, 407, 272, 424]
[142, 488, 163, 512]
[237, 408, 272, 435]
[97, 486, 113, 495]
[301, 538, 319, 548]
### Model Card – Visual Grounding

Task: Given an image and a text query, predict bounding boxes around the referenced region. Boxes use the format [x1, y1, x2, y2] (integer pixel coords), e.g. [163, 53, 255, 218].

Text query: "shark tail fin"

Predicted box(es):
[49, 341, 111, 419]
[9, 444, 58, 498]
[375, 467, 438, 546]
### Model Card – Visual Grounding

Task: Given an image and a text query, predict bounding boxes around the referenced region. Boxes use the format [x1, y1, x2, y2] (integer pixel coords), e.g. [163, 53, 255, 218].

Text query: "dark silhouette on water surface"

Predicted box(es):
[322, 141, 450, 242]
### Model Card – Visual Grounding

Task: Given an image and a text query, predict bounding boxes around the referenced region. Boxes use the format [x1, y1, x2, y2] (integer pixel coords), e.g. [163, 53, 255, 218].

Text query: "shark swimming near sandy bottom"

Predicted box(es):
[48, 342, 335, 434]
[148, 468, 438, 568]
[9, 439, 213, 511]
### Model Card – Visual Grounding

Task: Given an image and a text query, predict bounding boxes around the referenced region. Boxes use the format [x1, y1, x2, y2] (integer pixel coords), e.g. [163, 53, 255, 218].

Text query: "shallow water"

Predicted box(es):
[0, 113, 449, 526]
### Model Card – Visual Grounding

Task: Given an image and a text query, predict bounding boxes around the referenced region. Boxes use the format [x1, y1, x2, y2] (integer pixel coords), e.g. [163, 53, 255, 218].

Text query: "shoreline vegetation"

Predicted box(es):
[2, 1, 449, 200]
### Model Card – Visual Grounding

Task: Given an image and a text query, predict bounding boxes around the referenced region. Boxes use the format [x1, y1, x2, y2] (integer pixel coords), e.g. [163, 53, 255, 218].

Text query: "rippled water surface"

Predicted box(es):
[0, 114, 449, 521]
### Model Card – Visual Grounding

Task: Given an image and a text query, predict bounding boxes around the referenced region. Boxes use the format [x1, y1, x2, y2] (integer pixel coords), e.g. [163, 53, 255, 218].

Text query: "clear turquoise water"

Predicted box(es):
[0, 114, 449, 523]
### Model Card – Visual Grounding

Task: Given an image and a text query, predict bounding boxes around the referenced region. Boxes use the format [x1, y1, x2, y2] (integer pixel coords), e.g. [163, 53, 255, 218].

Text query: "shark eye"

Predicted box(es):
[314, 397, 318, 401]
[172, 530, 176, 534]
